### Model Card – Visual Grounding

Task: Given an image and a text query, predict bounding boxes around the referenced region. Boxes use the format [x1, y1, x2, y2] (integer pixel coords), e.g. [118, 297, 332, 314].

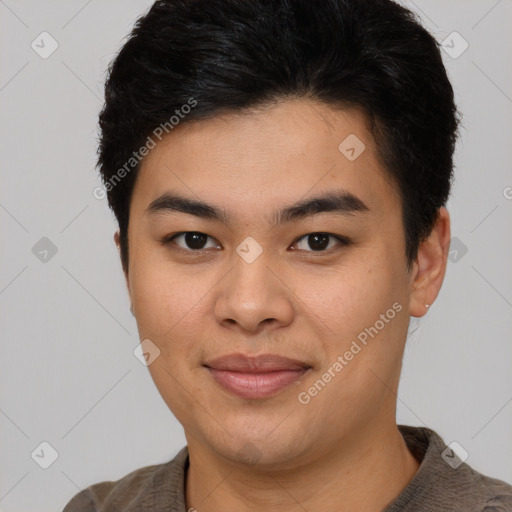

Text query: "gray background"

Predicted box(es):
[1, 1, 511, 510]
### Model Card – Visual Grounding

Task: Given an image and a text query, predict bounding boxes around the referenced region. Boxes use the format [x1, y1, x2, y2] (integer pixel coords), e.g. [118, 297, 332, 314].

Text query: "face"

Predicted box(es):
[119, 99, 441, 469]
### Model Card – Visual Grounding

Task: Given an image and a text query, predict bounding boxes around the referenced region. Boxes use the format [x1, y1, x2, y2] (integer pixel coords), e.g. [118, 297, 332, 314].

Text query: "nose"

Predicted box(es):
[214, 254, 294, 335]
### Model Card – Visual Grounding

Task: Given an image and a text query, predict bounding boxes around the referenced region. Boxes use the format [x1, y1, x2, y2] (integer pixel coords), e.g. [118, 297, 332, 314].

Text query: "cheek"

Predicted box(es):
[297, 260, 397, 334]
[296, 249, 409, 375]
[130, 260, 209, 414]
[129, 254, 210, 346]
[293, 260, 408, 427]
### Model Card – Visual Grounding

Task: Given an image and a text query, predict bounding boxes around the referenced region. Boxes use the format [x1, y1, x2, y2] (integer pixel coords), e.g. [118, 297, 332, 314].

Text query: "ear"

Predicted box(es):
[408, 207, 451, 317]
[114, 231, 134, 313]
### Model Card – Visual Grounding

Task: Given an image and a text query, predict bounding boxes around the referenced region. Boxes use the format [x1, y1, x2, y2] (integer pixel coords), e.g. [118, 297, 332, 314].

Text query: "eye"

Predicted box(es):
[162, 231, 221, 251]
[291, 232, 349, 252]
[161, 231, 349, 254]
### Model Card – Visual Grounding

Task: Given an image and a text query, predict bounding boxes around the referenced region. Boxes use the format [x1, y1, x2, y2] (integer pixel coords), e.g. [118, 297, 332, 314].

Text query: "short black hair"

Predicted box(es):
[97, 0, 460, 274]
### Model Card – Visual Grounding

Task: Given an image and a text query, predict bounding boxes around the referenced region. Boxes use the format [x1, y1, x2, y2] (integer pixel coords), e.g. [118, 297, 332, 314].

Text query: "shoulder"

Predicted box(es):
[393, 425, 512, 512]
[61, 446, 189, 512]
[475, 472, 512, 511]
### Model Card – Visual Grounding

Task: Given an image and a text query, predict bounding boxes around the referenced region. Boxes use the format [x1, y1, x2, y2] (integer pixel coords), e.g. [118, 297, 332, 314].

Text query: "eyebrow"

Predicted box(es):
[145, 190, 369, 226]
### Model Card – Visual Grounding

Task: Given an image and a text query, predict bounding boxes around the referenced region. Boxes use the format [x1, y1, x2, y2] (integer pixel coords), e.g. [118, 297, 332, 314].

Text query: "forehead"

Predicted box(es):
[130, 99, 401, 223]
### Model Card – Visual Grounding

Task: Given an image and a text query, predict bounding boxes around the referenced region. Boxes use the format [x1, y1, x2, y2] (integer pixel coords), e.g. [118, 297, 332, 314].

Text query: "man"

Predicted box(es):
[63, 0, 512, 510]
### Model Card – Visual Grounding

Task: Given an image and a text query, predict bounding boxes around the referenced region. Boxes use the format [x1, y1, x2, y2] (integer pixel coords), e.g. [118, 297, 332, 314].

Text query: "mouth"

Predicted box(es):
[203, 353, 312, 399]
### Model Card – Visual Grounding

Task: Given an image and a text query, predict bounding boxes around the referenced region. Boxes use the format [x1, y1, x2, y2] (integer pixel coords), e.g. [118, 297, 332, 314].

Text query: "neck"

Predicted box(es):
[185, 423, 420, 512]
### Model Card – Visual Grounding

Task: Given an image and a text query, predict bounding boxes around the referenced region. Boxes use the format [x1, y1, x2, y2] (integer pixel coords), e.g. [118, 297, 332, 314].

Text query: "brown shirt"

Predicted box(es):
[62, 425, 512, 511]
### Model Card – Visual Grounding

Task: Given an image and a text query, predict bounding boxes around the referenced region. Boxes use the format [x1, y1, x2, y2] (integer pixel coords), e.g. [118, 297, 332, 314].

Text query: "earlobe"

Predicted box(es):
[409, 207, 451, 317]
[114, 231, 121, 253]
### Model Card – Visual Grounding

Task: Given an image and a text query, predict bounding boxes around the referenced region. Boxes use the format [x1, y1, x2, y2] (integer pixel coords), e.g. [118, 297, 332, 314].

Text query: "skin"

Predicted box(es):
[114, 98, 451, 511]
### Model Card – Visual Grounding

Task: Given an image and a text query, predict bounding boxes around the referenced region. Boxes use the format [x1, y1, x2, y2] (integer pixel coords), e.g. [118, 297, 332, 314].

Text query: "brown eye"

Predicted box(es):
[164, 232, 221, 251]
[292, 233, 349, 252]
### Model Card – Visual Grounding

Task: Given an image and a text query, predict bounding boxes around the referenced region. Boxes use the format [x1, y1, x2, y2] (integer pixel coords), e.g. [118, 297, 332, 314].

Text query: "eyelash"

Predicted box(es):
[160, 231, 350, 255]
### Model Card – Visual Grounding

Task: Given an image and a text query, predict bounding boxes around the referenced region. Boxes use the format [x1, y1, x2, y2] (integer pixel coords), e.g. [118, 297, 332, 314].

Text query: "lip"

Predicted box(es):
[203, 353, 311, 372]
[203, 353, 311, 399]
